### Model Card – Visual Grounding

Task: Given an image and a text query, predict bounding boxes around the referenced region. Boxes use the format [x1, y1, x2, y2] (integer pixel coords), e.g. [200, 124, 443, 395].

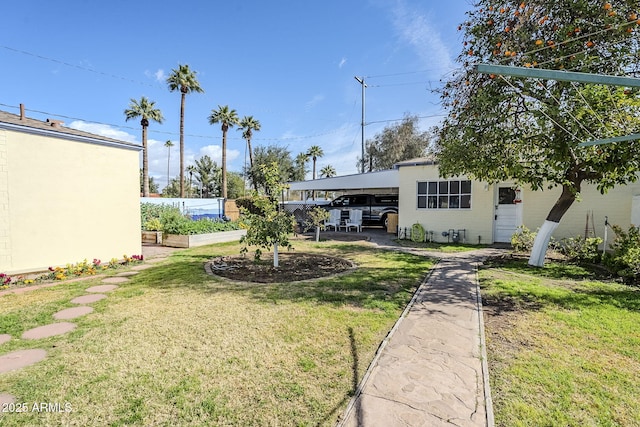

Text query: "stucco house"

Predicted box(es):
[288, 157, 640, 246]
[396, 157, 640, 245]
[0, 107, 142, 274]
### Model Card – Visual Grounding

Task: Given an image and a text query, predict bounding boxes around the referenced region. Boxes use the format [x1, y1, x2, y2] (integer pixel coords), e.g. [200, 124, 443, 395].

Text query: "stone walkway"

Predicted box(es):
[0, 264, 152, 405]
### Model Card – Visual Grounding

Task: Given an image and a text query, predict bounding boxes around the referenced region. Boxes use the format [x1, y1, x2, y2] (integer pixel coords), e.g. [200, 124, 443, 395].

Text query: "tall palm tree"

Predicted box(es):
[208, 105, 239, 199]
[238, 115, 261, 191]
[307, 145, 324, 200]
[164, 140, 174, 187]
[166, 64, 204, 198]
[124, 96, 163, 197]
[307, 145, 324, 180]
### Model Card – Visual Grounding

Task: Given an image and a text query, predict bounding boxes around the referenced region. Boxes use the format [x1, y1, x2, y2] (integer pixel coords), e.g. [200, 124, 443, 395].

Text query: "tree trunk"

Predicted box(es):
[179, 93, 186, 198]
[273, 242, 279, 268]
[222, 128, 228, 199]
[247, 138, 258, 192]
[315, 226, 320, 242]
[142, 125, 149, 197]
[528, 183, 578, 267]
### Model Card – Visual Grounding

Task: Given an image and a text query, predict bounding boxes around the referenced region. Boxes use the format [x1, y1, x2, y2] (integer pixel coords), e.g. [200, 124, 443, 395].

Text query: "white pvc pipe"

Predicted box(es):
[528, 220, 559, 267]
[273, 242, 279, 268]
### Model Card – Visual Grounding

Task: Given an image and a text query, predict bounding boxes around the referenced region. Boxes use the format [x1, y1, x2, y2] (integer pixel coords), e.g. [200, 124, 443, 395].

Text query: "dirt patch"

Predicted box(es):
[205, 252, 356, 283]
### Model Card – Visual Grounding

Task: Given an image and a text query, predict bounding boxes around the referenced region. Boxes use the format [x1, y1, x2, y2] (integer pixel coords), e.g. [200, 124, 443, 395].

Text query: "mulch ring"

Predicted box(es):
[205, 252, 356, 283]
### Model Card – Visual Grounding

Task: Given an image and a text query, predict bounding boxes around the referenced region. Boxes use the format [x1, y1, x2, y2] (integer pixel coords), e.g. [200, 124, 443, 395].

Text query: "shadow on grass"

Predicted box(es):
[481, 258, 640, 315]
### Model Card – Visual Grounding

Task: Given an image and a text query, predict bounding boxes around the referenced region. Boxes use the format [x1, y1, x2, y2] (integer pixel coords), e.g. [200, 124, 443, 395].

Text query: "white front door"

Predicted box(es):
[494, 186, 522, 243]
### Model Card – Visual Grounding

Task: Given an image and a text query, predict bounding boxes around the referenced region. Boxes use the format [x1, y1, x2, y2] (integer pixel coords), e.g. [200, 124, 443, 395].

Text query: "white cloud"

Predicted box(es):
[199, 145, 241, 165]
[68, 121, 137, 143]
[391, 2, 454, 74]
[144, 69, 166, 82]
[305, 94, 325, 111]
[338, 57, 347, 68]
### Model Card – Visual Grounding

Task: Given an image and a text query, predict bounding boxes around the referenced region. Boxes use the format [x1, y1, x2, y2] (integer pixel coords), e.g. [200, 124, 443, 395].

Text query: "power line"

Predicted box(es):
[1, 45, 160, 88]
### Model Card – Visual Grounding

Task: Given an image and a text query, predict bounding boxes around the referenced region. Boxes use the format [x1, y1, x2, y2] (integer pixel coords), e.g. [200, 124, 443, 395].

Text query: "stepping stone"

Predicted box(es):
[22, 322, 76, 340]
[53, 306, 94, 320]
[71, 294, 107, 304]
[0, 393, 15, 404]
[130, 264, 153, 271]
[100, 277, 128, 284]
[0, 334, 10, 346]
[116, 271, 139, 277]
[87, 284, 120, 292]
[0, 349, 47, 373]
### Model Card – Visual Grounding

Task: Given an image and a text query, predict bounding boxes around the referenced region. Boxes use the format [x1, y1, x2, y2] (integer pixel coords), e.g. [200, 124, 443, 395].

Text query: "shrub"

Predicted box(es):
[511, 225, 536, 252]
[141, 203, 179, 230]
[160, 208, 240, 235]
[603, 225, 640, 282]
[557, 236, 602, 263]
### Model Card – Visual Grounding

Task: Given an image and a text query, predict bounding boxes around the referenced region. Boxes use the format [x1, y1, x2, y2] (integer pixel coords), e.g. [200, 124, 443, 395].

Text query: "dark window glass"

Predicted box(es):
[461, 195, 471, 208]
[428, 182, 438, 194]
[352, 195, 368, 205]
[428, 196, 437, 208]
[439, 181, 449, 194]
[461, 180, 472, 193]
[449, 195, 460, 208]
[498, 187, 516, 204]
[450, 181, 460, 194]
[417, 196, 427, 208]
[417, 182, 427, 194]
[438, 195, 448, 208]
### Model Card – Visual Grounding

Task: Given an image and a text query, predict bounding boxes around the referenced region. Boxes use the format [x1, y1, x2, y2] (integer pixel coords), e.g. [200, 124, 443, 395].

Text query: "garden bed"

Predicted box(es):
[163, 229, 247, 248]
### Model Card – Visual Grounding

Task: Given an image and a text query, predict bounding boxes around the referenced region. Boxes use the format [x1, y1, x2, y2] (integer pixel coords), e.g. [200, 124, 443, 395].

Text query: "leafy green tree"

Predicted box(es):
[240, 162, 295, 267]
[437, 0, 640, 266]
[208, 105, 240, 199]
[125, 97, 163, 196]
[238, 116, 261, 191]
[226, 171, 246, 199]
[320, 164, 336, 178]
[167, 64, 204, 198]
[358, 115, 431, 172]
[164, 140, 174, 188]
[249, 145, 295, 194]
[194, 155, 221, 198]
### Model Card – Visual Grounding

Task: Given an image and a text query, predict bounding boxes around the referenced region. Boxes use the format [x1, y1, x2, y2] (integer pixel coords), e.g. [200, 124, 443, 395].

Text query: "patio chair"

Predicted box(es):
[324, 209, 341, 231]
[345, 209, 363, 232]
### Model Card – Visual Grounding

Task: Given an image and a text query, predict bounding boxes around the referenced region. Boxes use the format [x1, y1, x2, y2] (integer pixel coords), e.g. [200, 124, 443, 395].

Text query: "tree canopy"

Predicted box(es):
[359, 114, 432, 172]
[437, 0, 640, 265]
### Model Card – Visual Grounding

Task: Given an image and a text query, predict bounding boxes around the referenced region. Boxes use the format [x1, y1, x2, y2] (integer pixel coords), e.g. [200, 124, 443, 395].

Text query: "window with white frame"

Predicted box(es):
[417, 180, 471, 209]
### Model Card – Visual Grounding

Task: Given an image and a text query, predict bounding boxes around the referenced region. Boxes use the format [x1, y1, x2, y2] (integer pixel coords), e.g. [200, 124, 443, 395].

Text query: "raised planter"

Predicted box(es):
[163, 229, 247, 248]
[142, 231, 163, 244]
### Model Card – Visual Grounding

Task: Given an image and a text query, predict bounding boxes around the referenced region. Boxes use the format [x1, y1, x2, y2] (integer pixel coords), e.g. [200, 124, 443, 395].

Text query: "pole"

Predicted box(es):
[355, 76, 366, 174]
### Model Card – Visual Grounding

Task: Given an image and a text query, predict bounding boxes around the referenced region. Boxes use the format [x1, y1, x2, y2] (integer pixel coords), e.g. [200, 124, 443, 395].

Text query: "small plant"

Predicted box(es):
[143, 218, 163, 231]
[304, 207, 330, 242]
[511, 225, 537, 252]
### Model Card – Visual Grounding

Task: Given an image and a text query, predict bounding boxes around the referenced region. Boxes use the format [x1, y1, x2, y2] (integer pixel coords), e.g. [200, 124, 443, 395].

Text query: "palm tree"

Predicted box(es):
[238, 116, 261, 191]
[320, 164, 337, 200]
[164, 140, 174, 187]
[166, 64, 204, 198]
[124, 97, 164, 197]
[307, 145, 324, 200]
[320, 164, 336, 178]
[208, 105, 239, 199]
[307, 145, 324, 180]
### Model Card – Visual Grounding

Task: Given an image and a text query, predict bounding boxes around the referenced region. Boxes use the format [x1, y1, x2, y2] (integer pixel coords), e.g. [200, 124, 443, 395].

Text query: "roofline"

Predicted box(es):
[0, 121, 141, 152]
[394, 158, 438, 168]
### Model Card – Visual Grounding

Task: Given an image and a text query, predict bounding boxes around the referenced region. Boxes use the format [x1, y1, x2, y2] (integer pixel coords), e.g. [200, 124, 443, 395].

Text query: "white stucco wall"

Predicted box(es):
[1, 128, 141, 274]
[398, 163, 640, 245]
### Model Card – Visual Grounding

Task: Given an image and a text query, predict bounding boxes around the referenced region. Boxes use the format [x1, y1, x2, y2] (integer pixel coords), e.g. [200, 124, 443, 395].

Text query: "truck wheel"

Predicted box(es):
[381, 214, 388, 228]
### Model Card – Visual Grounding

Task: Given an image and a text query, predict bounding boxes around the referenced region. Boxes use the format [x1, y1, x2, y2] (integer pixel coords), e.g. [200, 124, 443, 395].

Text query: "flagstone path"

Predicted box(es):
[0, 262, 158, 405]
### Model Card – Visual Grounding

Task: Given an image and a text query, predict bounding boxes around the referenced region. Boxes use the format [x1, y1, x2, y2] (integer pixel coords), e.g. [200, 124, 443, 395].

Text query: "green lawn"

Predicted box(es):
[0, 241, 433, 426]
[480, 258, 640, 427]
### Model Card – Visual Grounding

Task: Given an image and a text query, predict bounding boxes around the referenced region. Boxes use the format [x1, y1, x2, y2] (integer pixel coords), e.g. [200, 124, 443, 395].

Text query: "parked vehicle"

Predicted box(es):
[325, 194, 398, 227]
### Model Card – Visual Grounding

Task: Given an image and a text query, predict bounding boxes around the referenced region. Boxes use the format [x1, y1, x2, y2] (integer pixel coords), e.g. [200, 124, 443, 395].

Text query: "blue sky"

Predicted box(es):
[1, 0, 471, 186]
